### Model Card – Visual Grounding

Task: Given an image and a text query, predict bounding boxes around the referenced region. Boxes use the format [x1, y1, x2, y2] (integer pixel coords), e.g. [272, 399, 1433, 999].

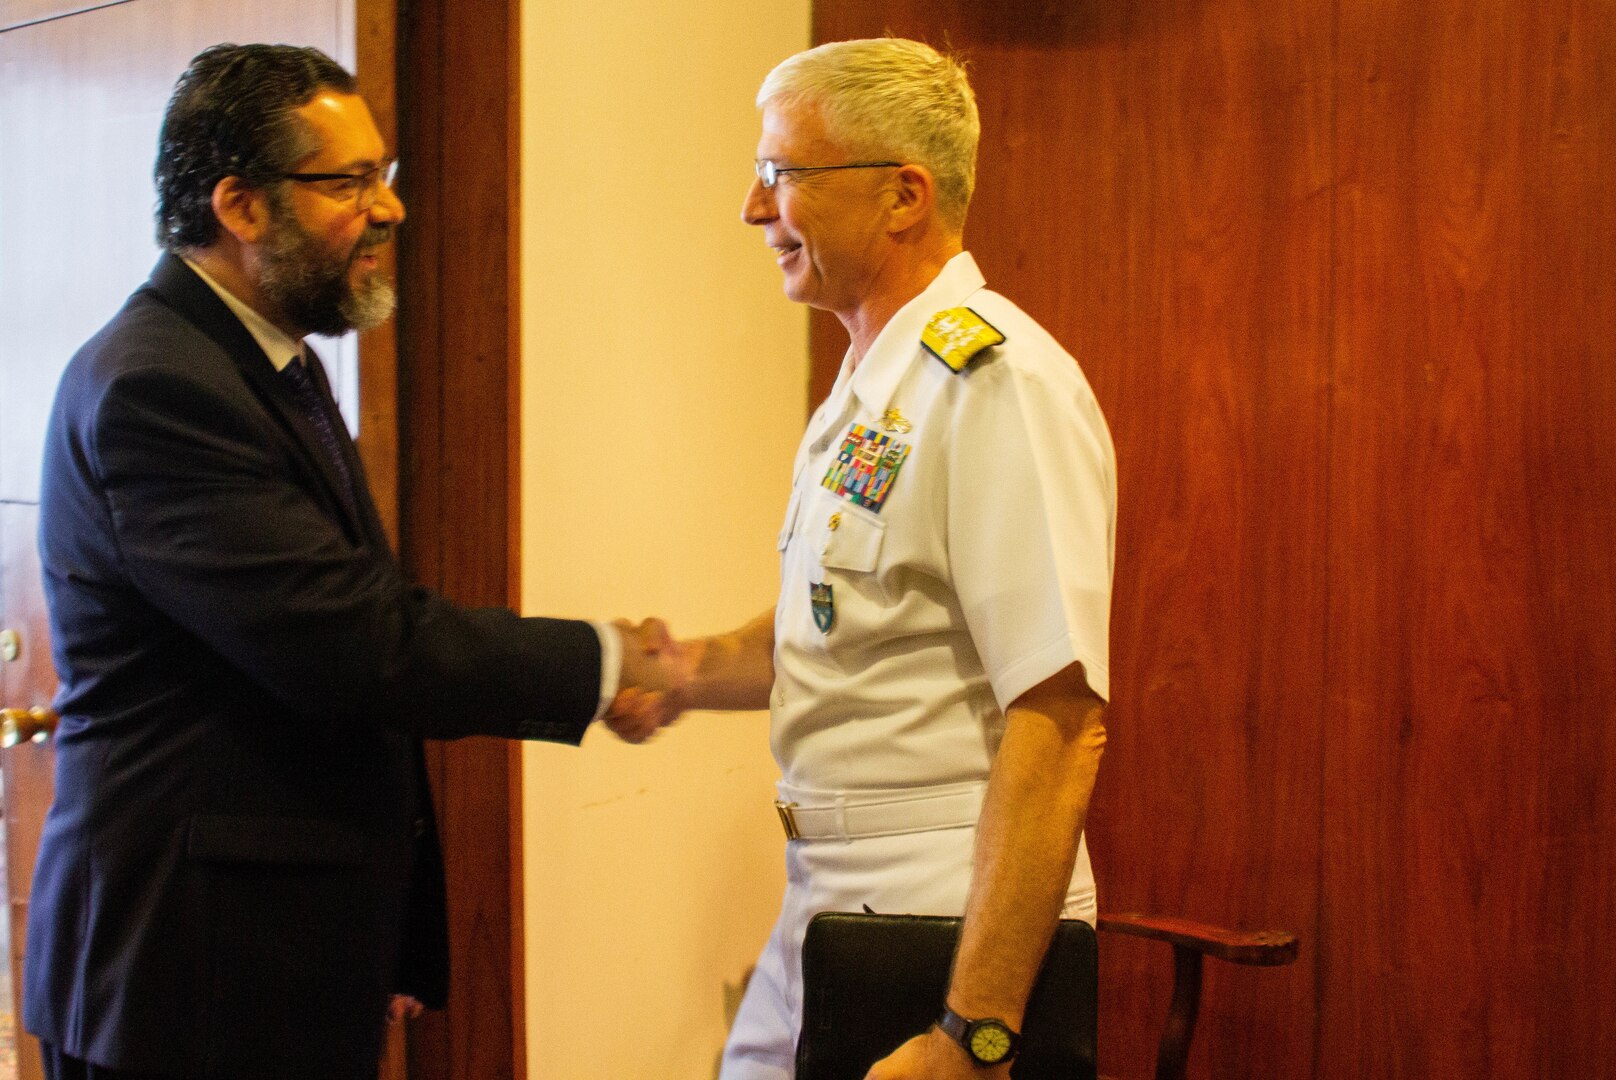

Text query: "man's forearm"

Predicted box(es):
[683, 607, 777, 711]
[945, 670, 1106, 1028]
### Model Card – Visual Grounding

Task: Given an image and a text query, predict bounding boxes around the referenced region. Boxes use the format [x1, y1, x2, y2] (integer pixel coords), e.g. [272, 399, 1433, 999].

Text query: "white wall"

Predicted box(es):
[519, 3, 809, 1077]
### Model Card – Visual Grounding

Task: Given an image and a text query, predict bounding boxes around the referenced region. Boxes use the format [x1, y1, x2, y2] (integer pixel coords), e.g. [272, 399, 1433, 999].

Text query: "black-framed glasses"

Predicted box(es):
[754, 159, 901, 189]
[282, 158, 399, 210]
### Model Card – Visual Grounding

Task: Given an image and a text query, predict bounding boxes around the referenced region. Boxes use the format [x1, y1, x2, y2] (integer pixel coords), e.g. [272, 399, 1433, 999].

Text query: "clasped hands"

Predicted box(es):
[607, 618, 701, 743]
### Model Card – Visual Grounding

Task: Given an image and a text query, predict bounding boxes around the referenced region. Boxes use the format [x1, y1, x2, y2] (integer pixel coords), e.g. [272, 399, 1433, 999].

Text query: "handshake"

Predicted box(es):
[608, 618, 702, 744]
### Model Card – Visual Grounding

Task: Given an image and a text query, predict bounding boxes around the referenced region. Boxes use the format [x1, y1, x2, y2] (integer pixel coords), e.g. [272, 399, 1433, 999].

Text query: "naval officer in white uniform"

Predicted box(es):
[605, 37, 1115, 1080]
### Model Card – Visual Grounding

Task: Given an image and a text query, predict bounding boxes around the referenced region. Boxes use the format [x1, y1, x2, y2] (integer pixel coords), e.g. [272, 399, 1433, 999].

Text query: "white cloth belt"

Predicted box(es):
[773, 780, 986, 842]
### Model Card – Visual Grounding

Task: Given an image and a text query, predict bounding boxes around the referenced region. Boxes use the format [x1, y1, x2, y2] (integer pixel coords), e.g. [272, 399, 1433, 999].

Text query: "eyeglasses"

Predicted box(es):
[282, 158, 399, 210]
[754, 159, 901, 189]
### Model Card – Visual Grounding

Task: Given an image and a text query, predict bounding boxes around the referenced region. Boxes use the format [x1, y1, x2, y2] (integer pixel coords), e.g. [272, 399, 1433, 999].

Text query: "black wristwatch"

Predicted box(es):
[937, 1006, 1021, 1066]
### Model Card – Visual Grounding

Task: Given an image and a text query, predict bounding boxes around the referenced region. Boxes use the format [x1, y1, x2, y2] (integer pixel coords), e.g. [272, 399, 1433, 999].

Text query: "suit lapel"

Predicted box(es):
[145, 255, 371, 540]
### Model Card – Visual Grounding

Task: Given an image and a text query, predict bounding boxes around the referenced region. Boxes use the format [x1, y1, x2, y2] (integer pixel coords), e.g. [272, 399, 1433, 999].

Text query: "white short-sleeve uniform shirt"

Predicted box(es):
[772, 251, 1115, 792]
[719, 253, 1115, 1080]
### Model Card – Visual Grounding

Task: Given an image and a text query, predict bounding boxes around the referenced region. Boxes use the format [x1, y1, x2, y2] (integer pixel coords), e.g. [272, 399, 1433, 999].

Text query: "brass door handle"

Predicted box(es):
[1, 706, 60, 748]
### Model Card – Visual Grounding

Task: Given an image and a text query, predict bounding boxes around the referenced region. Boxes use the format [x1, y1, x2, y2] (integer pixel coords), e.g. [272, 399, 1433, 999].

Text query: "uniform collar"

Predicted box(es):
[181, 256, 306, 372]
[849, 251, 986, 417]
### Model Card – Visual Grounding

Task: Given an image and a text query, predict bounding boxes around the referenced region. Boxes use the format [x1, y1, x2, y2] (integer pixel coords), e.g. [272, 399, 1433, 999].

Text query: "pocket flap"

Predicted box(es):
[817, 499, 885, 573]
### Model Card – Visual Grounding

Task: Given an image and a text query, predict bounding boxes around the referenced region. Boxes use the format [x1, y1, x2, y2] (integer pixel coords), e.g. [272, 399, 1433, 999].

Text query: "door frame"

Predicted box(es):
[0, 2, 526, 1076]
[358, 0, 527, 1076]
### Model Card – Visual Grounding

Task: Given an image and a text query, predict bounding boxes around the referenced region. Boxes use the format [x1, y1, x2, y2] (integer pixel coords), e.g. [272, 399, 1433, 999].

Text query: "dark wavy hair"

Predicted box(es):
[155, 43, 356, 251]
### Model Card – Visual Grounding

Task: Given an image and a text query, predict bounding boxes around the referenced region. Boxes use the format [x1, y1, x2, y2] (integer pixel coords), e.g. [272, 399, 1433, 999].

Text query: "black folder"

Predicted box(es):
[795, 911, 1098, 1080]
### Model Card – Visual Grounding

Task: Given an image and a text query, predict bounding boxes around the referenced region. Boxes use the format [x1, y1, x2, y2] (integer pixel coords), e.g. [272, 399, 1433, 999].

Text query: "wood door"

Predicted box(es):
[1324, 2, 1616, 1075]
[806, 5, 1327, 1076]
[806, 3, 1616, 1076]
[0, 3, 359, 1077]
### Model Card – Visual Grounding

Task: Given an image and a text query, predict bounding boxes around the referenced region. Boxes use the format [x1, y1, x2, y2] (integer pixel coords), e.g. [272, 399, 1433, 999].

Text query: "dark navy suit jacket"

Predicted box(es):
[25, 255, 601, 1079]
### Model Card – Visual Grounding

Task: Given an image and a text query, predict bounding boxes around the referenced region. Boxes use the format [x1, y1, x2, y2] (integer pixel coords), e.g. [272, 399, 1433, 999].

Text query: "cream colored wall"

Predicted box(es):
[519, 3, 809, 1078]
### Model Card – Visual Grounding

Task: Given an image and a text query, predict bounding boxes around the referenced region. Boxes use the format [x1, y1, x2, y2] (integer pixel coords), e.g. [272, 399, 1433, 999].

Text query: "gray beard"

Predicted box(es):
[260, 212, 396, 337]
[340, 271, 396, 334]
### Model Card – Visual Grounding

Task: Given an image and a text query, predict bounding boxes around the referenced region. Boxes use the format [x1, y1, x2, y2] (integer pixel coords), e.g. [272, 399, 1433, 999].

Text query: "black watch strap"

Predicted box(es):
[937, 1006, 1021, 1066]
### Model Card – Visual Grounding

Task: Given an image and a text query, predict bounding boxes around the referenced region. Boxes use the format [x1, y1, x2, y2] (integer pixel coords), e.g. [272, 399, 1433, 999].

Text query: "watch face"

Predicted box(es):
[968, 1020, 1014, 1064]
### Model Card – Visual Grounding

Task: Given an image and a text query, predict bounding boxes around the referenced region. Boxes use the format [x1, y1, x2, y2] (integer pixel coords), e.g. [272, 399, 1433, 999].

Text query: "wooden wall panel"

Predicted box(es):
[810, 4, 1326, 1077]
[396, 0, 525, 1077]
[0, 503, 53, 1080]
[355, 0, 400, 547]
[1327, 1, 1616, 1076]
[809, 0, 1616, 1076]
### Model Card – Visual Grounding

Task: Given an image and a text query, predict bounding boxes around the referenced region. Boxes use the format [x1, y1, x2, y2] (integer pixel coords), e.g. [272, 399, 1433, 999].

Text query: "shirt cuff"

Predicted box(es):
[590, 620, 622, 723]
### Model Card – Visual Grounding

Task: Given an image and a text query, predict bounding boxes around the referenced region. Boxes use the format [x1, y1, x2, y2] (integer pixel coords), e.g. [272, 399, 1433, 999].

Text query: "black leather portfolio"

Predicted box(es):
[795, 911, 1098, 1080]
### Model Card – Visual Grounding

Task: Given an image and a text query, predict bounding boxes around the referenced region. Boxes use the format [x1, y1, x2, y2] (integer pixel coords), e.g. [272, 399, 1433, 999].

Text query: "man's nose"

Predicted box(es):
[370, 181, 406, 225]
[741, 177, 775, 225]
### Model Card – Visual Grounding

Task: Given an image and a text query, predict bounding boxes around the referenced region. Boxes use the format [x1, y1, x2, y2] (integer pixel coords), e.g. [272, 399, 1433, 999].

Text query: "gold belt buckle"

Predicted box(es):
[774, 800, 801, 841]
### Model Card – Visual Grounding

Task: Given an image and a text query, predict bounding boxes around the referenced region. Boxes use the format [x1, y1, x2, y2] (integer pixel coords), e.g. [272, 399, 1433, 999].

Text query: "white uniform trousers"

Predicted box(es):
[718, 818, 1095, 1079]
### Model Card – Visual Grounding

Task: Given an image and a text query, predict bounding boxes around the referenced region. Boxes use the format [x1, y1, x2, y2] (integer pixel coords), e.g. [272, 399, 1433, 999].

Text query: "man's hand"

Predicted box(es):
[607, 620, 699, 743]
[615, 617, 679, 692]
[387, 994, 424, 1025]
[601, 607, 776, 742]
[864, 1027, 1010, 1080]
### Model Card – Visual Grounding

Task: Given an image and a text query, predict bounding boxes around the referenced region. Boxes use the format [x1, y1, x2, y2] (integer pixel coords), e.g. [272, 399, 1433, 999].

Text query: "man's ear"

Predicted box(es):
[211, 176, 272, 244]
[885, 163, 937, 233]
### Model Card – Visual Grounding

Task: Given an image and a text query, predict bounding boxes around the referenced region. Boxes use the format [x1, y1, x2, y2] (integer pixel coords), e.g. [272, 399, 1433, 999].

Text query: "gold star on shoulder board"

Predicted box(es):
[921, 307, 1006, 372]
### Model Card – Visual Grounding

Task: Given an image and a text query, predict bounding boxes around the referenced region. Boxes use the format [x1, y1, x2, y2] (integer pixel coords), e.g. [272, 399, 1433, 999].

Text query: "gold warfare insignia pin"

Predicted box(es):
[880, 408, 912, 434]
[921, 307, 1005, 372]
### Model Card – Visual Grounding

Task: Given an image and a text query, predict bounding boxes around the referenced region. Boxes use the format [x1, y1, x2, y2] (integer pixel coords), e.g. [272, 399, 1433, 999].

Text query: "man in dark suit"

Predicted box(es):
[25, 43, 673, 1080]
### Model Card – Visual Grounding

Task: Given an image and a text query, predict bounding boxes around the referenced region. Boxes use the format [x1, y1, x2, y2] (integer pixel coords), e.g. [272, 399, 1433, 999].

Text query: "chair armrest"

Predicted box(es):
[1096, 915, 1298, 1080]
[1097, 913, 1298, 966]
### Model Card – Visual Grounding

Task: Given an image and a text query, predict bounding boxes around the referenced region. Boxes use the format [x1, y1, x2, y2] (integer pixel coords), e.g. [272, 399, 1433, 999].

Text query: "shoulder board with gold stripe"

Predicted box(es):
[921, 306, 1006, 373]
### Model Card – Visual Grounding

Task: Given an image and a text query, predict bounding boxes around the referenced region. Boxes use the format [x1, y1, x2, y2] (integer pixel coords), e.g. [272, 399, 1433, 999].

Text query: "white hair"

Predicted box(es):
[758, 38, 980, 231]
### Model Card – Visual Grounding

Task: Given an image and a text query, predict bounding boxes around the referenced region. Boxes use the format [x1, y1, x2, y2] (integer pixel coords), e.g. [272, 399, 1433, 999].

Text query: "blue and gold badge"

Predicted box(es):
[921, 307, 1005, 372]
[822, 424, 911, 513]
[810, 582, 835, 633]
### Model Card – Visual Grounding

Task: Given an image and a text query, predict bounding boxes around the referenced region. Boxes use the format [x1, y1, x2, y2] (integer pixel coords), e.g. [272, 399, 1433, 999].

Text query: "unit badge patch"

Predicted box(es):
[810, 582, 835, 633]
[921, 307, 1005, 372]
[822, 423, 911, 512]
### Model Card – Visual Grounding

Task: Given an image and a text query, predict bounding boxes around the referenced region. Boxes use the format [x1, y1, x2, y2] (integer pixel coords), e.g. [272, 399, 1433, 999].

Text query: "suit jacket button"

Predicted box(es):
[414, 817, 428, 838]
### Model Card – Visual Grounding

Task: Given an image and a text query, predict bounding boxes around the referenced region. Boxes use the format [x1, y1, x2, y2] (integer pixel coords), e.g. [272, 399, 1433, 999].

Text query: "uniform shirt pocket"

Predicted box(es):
[816, 494, 885, 573]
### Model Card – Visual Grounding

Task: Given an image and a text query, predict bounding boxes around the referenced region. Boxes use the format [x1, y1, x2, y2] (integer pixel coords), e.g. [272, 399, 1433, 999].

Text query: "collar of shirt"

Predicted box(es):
[181, 256, 305, 372]
[848, 250, 986, 418]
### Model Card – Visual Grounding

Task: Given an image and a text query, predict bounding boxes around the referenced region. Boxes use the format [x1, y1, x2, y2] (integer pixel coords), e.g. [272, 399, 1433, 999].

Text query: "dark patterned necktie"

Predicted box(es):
[280, 351, 359, 517]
